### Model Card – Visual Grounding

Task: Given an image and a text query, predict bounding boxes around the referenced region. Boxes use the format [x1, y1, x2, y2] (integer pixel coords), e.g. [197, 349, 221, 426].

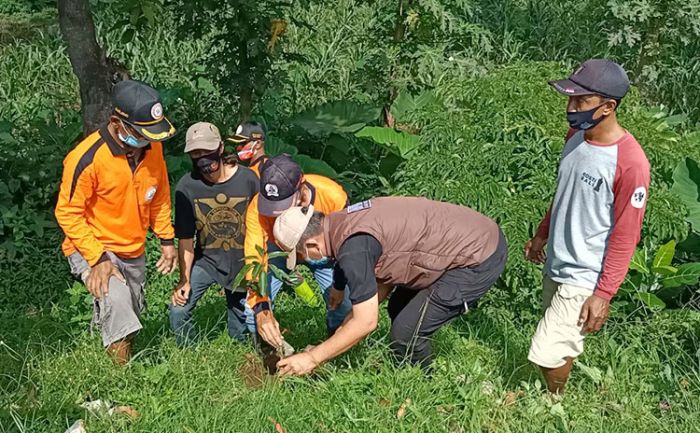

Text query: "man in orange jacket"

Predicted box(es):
[55, 80, 177, 364]
[243, 154, 352, 347]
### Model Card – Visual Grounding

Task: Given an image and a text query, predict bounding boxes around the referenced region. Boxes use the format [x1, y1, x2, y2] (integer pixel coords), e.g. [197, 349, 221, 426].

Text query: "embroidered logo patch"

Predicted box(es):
[347, 200, 372, 213]
[150, 103, 163, 119]
[145, 186, 157, 203]
[631, 186, 647, 209]
[265, 183, 279, 197]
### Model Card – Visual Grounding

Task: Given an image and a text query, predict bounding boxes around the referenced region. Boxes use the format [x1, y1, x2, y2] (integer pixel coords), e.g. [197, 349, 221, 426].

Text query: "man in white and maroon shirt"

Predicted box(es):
[524, 59, 650, 394]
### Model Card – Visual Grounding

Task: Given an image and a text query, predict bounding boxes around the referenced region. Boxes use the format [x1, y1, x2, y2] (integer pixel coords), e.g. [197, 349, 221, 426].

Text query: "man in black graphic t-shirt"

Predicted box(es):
[169, 122, 258, 345]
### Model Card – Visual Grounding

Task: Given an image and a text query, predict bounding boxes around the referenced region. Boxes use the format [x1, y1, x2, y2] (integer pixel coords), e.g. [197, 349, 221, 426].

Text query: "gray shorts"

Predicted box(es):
[67, 251, 146, 347]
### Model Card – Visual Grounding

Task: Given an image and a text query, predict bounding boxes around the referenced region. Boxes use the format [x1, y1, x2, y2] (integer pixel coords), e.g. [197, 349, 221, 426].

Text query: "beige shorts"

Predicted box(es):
[527, 276, 592, 368]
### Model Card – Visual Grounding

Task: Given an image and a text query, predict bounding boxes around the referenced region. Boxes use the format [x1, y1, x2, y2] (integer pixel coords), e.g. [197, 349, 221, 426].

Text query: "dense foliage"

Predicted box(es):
[1, 1, 700, 432]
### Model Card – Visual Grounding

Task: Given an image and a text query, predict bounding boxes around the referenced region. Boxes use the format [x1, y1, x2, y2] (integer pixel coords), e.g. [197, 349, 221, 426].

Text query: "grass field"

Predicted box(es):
[2, 2, 700, 432]
[2, 245, 700, 433]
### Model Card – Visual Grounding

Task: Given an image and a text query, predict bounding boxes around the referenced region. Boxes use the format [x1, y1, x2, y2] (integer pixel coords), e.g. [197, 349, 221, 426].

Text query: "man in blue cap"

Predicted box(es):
[525, 59, 650, 394]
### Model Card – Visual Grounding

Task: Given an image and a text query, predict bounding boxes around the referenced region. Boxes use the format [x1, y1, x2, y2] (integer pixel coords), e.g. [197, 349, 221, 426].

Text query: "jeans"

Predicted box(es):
[244, 242, 352, 334]
[169, 264, 247, 346]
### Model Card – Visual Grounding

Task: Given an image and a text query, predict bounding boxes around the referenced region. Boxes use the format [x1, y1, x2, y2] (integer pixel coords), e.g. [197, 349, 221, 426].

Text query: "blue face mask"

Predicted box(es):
[304, 245, 331, 266]
[118, 121, 149, 148]
[566, 102, 608, 130]
[306, 256, 331, 266]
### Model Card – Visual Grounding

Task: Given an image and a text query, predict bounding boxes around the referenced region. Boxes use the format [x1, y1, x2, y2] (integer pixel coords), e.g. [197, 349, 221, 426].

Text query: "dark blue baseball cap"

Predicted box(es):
[258, 154, 303, 217]
[549, 59, 630, 100]
[113, 80, 175, 142]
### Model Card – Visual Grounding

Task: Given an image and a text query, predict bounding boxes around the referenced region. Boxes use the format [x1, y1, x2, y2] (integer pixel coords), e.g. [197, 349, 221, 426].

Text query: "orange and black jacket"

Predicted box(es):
[245, 174, 347, 311]
[55, 127, 175, 266]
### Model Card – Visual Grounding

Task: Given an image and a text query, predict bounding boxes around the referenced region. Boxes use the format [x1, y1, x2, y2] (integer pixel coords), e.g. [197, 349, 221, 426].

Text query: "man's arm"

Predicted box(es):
[149, 144, 176, 242]
[277, 234, 382, 375]
[594, 164, 650, 300]
[244, 194, 271, 310]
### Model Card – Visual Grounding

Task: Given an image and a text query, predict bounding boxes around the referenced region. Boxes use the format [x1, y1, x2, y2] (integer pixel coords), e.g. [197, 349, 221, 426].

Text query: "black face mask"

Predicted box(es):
[192, 150, 221, 175]
[566, 102, 608, 130]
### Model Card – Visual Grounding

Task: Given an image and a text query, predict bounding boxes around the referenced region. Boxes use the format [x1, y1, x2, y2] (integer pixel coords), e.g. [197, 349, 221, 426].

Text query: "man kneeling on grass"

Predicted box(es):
[269, 196, 508, 376]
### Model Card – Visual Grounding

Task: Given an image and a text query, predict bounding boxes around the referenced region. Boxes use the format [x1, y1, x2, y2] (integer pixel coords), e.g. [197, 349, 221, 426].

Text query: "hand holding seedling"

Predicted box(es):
[156, 244, 178, 274]
[277, 352, 319, 376]
[87, 259, 125, 299]
[578, 294, 610, 333]
[524, 235, 547, 264]
[256, 310, 284, 348]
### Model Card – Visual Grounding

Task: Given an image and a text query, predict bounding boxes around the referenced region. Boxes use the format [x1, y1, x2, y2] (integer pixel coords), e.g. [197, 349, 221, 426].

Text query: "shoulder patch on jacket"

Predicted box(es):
[347, 200, 371, 213]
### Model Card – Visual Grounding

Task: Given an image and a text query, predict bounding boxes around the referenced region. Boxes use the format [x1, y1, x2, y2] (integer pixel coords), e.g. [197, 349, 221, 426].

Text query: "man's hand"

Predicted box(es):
[256, 310, 283, 348]
[86, 259, 125, 299]
[578, 294, 610, 334]
[328, 287, 344, 311]
[156, 244, 177, 274]
[524, 235, 547, 264]
[171, 281, 191, 306]
[277, 352, 319, 377]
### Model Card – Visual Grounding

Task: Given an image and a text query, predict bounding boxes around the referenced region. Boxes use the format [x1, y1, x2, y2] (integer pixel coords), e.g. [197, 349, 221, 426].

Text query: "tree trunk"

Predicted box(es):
[383, 0, 413, 128]
[57, 0, 115, 136]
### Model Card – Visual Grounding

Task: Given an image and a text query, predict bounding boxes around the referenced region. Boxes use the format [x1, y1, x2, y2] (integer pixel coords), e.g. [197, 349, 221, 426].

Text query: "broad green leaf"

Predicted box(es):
[651, 265, 678, 276]
[267, 251, 289, 259]
[661, 263, 700, 288]
[264, 136, 298, 157]
[293, 154, 338, 178]
[290, 101, 380, 136]
[652, 240, 676, 269]
[633, 292, 666, 310]
[390, 90, 438, 123]
[628, 248, 649, 274]
[671, 158, 700, 231]
[355, 126, 421, 158]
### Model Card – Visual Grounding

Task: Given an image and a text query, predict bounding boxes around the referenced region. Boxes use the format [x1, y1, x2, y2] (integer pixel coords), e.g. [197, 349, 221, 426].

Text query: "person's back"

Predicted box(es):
[326, 196, 500, 289]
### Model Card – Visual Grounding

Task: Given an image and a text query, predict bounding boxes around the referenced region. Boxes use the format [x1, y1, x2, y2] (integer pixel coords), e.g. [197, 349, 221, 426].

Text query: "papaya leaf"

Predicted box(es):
[652, 240, 676, 269]
[628, 248, 649, 274]
[661, 263, 700, 288]
[633, 292, 666, 310]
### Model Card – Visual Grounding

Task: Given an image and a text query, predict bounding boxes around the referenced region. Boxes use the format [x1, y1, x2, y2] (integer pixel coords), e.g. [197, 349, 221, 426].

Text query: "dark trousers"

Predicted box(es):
[169, 264, 248, 346]
[387, 231, 508, 367]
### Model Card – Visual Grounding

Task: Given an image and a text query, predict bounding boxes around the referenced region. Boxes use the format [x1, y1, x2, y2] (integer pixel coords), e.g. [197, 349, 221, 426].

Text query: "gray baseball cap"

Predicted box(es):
[184, 122, 222, 152]
[549, 59, 630, 100]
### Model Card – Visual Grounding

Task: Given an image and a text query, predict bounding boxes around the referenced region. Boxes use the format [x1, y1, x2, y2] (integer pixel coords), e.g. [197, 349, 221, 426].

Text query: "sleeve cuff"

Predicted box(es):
[159, 238, 175, 246]
[593, 288, 614, 301]
[253, 302, 271, 314]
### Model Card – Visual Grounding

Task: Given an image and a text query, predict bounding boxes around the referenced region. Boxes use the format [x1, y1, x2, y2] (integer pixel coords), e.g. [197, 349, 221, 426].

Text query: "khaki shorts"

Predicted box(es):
[68, 251, 146, 347]
[527, 276, 591, 368]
